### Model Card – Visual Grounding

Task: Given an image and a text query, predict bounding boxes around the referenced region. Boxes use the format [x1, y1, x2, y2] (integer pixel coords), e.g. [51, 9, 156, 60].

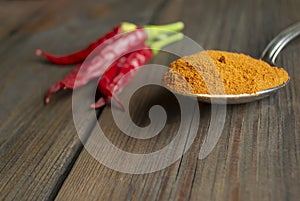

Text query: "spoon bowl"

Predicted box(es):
[167, 22, 299, 104]
[193, 78, 290, 104]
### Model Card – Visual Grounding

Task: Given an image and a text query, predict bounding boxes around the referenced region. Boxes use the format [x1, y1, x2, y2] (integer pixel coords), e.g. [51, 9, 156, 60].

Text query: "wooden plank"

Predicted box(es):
[0, 1, 46, 39]
[56, 0, 300, 200]
[0, 0, 164, 200]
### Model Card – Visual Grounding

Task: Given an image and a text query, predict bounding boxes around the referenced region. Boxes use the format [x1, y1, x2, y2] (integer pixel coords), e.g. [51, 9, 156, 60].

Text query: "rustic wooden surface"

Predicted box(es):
[0, 0, 300, 200]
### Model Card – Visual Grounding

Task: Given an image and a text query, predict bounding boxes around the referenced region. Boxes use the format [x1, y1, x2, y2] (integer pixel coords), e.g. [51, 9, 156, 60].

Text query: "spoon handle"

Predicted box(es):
[260, 22, 300, 65]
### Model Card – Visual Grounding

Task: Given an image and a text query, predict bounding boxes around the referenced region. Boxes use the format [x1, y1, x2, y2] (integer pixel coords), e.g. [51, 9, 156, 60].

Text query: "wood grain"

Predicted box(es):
[0, 1, 46, 39]
[0, 0, 164, 200]
[55, 0, 300, 200]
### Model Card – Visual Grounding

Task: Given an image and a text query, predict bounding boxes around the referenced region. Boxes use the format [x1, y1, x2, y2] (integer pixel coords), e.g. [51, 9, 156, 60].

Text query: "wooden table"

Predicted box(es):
[1, 0, 300, 200]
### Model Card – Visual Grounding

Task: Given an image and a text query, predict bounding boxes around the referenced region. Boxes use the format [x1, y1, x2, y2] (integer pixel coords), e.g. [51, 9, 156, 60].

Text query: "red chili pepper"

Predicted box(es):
[36, 22, 184, 66]
[45, 28, 147, 103]
[36, 22, 137, 65]
[91, 47, 153, 109]
[91, 32, 184, 109]
[43, 22, 185, 104]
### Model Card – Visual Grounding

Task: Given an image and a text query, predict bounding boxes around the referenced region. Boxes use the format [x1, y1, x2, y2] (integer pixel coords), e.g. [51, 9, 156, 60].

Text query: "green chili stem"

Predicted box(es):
[150, 33, 183, 55]
[144, 22, 184, 32]
[121, 21, 184, 35]
[120, 22, 184, 54]
[145, 22, 184, 42]
[120, 22, 137, 32]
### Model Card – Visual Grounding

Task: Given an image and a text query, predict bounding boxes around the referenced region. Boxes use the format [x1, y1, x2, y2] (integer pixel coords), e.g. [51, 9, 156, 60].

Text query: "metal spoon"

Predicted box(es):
[193, 22, 300, 104]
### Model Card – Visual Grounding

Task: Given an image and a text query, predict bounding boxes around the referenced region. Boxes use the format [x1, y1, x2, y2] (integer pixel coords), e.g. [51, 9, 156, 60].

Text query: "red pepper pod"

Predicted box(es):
[91, 32, 184, 109]
[91, 47, 153, 109]
[36, 22, 137, 65]
[36, 22, 184, 65]
[45, 28, 148, 103]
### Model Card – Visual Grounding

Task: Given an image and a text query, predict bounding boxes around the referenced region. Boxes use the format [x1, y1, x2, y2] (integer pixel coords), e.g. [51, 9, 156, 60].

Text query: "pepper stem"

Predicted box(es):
[145, 22, 184, 42]
[144, 22, 184, 32]
[150, 33, 183, 55]
[120, 22, 137, 32]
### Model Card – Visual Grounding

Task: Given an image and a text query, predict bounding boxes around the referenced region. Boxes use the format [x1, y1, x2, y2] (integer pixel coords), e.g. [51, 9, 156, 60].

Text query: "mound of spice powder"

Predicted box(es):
[163, 50, 289, 95]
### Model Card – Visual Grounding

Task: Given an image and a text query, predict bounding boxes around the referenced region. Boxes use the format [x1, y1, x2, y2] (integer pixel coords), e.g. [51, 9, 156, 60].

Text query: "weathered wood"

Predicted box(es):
[56, 0, 300, 200]
[0, 0, 164, 200]
[0, 1, 46, 39]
